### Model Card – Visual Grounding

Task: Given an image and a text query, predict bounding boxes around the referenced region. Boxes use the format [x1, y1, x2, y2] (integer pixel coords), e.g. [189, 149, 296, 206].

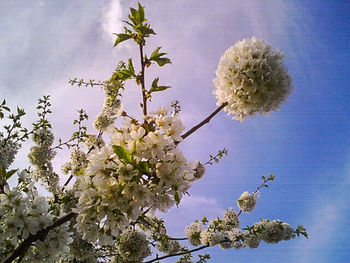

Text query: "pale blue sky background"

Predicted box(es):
[1, 0, 349, 262]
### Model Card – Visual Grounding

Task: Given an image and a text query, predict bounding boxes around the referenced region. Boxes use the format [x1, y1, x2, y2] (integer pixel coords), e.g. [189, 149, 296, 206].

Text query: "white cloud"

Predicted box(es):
[101, 0, 123, 44]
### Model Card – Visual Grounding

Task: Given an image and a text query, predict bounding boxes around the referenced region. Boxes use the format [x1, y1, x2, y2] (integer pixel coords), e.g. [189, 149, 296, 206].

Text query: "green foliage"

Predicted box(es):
[295, 225, 308, 239]
[171, 100, 181, 115]
[206, 148, 228, 165]
[114, 2, 156, 46]
[148, 47, 172, 67]
[112, 145, 132, 164]
[150, 77, 171, 93]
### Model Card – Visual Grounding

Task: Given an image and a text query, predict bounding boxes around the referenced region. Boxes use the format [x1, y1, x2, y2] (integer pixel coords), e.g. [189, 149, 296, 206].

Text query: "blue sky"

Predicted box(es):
[1, 0, 349, 262]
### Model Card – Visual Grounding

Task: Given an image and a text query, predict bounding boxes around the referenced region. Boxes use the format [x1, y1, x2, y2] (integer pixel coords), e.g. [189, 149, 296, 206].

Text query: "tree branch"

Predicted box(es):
[3, 212, 76, 263]
[143, 244, 210, 263]
[181, 102, 228, 141]
[139, 44, 148, 117]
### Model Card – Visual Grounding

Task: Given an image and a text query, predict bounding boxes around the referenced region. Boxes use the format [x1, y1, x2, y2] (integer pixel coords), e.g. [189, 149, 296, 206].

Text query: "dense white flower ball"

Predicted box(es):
[237, 191, 257, 213]
[185, 221, 203, 246]
[213, 36, 293, 121]
[200, 229, 226, 246]
[222, 208, 240, 230]
[0, 138, 19, 169]
[157, 239, 181, 254]
[116, 229, 151, 262]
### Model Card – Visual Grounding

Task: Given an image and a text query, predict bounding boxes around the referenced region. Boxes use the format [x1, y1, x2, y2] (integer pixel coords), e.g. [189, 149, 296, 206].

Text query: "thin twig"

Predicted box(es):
[139, 44, 148, 117]
[181, 102, 228, 141]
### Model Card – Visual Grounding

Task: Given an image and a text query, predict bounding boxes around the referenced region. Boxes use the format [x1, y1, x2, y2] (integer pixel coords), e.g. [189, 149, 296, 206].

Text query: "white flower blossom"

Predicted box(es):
[116, 229, 151, 262]
[185, 221, 203, 246]
[213, 36, 293, 121]
[237, 191, 257, 212]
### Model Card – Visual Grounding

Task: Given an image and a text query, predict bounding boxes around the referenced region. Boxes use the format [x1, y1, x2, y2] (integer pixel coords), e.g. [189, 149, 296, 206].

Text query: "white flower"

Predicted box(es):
[237, 191, 257, 213]
[213, 36, 293, 121]
[116, 229, 151, 262]
[200, 229, 226, 246]
[221, 208, 240, 230]
[185, 221, 203, 246]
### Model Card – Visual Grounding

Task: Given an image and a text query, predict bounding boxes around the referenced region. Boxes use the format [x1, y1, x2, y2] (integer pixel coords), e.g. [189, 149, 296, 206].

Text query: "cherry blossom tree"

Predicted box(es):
[0, 3, 307, 263]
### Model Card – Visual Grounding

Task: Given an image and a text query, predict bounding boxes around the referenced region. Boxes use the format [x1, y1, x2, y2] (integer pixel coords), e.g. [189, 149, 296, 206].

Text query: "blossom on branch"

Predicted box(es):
[213, 36, 293, 121]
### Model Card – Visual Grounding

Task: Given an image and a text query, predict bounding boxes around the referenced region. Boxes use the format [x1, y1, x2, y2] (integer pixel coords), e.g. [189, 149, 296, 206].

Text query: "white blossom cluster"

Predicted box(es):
[84, 133, 105, 149]
[237, 191, 258, 213]
[186, 209, 240, 247]
[74, 107, 203, 244]
[0, 171, 72, 262]
[185, 209, 295, 250]
[157, 239, 182, 254]
[116, 229, 151, 262]
[213, 36, 293, 121]
[61, 149, 89, 175]
[251, 219, 295, 245]
[0, 136, 19, 169]
[94, 99, 123, 131]
[24, 222, 73, 263]
[28, 129, 59, 194]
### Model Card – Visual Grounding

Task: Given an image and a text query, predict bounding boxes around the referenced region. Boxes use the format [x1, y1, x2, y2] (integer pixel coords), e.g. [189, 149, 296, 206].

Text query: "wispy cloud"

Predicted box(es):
[101, 0, 123, 44]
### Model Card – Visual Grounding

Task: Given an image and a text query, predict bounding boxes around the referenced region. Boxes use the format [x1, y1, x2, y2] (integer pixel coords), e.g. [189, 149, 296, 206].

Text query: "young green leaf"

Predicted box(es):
[113, 33, 132, 47]
[112, 145, 132, 164]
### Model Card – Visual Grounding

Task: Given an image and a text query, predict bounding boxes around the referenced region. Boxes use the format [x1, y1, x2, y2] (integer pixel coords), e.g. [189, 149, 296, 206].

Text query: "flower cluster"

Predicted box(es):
[94, 80, 124, 131]
[0, 136, 19, 169]
[116, 229, 151, 262]
[28, 129, 59, 194]
[24, 221, 73, 263]
[61, 149, 89, 175]
[185, 209, 295, 250]
[74, 107, 202, 244]
[0, 171, 72, 262]
[157, 239, 182, 254]
[213, 36, 293, 121]
[237, 191, 258, 213]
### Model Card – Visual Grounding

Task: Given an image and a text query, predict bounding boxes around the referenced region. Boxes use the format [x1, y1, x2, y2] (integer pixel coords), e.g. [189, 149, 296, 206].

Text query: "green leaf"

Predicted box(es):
[128, 58, 135, 74]
[150, 78, 171, 93]
[6, 169, 18, 180]
[113, 33, 132, 47]
[154, 57, 171, 66]
[174, 191, 180, 205]
[138, 161, 149, 174]
[138, 3, 145, 22]
[149, 47, 171, 66]
[112, 145, 132, 164]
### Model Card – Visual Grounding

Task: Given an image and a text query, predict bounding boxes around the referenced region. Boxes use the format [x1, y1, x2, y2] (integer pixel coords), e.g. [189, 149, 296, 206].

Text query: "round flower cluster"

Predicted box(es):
[116, 229, 151, 262]
[75, 108, 202, 244]
[61, 149, 88, 175]
[256, 219, 295, 244]
[213, 36, 293, 121]
[157, 239, 182, 254]
[94, 99, 123, 131]
[200, 229, 226, 246]
[185, 221, 203, 246]
[84, 133, 105, 149]
[186, 208, 240, 248]
[28, 129, 59, 194]
[0, 137, 19, 169]
[237, 191, 257, 213]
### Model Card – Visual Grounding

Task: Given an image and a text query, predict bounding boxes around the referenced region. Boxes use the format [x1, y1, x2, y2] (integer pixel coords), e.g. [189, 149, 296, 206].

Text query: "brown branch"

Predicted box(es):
[139, 44, 147, 117]
[181, 102, 228, 141]
[3, 212, 76, 263]
[143, 244, 210, 263]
